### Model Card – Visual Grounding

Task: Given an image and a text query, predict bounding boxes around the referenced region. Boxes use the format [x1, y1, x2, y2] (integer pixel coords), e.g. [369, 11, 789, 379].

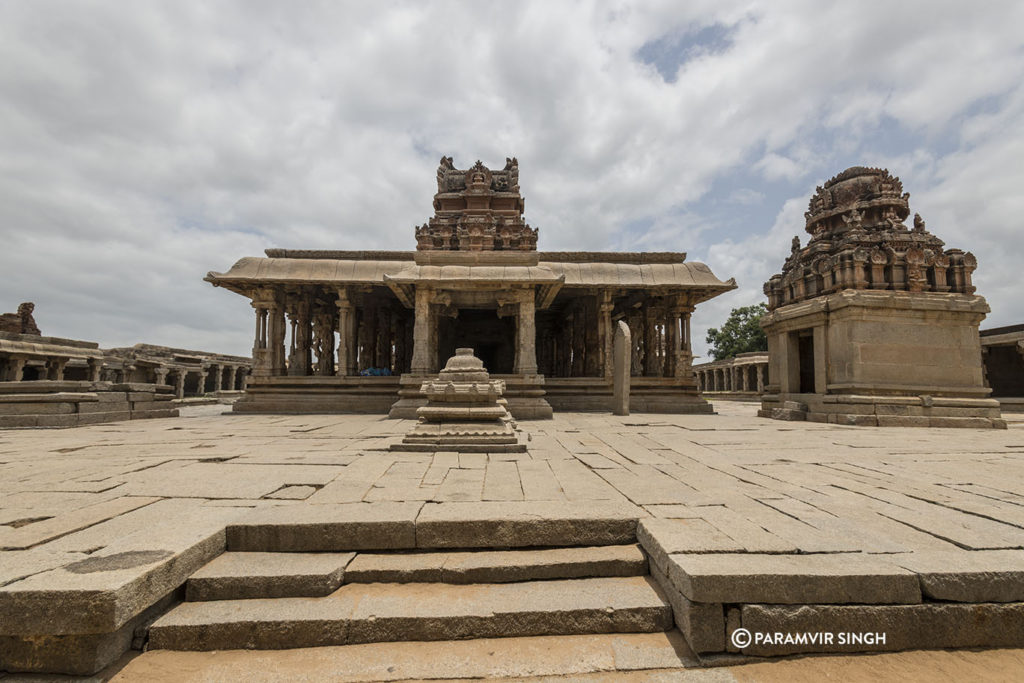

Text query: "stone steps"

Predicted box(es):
[185, 545, 648, 601]
[119, 631, 699, 680]
[149, 576, 673, 651]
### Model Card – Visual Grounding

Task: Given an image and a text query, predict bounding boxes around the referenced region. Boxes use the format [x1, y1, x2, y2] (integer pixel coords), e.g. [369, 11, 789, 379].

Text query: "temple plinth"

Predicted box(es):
[392, 348, 525, 452]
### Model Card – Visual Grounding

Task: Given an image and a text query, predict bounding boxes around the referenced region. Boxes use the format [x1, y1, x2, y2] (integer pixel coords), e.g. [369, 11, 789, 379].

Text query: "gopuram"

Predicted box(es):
[760, 166, 1005, 428]
[206, 157, 735, 417]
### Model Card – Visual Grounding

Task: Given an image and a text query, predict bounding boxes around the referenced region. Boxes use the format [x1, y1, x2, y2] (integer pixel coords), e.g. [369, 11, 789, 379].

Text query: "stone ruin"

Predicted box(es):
[0, 302, 41, 335]
[759, 166, 1004, 428]
[393, 348, 525, 452]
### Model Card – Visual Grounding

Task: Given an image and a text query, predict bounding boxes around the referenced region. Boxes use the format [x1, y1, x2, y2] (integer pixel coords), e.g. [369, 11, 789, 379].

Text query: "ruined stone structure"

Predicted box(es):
[0, 302, 41, 335]
[206, 157, 735, 417]
[760, 167, 1004, 427]
[0, 304, 254, 427]
[104, 344, 252, 400]
[694, 352, 769, 399]
[980, 324, 1024, 412]
[394, 348, 524, 452]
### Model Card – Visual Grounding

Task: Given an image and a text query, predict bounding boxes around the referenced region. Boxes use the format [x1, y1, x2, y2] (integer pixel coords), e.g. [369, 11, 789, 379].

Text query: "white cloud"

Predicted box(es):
[0, 1, 1021, 359]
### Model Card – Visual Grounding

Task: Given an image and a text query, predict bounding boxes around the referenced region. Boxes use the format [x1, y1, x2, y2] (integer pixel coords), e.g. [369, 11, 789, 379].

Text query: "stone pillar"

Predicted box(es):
[4, 356, 27, 381]
[612, 320, 631, 416]
[154, 367, 170, 386]
[599, 291, 614, 379]
[756, 364, 765, 393]
[336, 289, 356, 376]
[87, 357, 103, 383]
[226, 366, 237, 391]
[173, 369, 186, 399]
[513, 289, 538, 375]
[214, 364, 225, 391]
[741, 364, 750, 392]
[642, 304, 655, 377]
[45, 358, 68, 381]
[314, 310, 336, 376]
[250, 290, 280, 377]
[411, 287, 433, 374]
[664, 311, 678, 378]
[288, 297, 312, 376]
[268, 295, 286, 376]
[196, 367, 209, 396]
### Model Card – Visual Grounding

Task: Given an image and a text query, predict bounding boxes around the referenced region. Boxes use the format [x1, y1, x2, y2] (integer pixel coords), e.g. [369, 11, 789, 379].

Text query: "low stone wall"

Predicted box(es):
[0, 381, 178, 428]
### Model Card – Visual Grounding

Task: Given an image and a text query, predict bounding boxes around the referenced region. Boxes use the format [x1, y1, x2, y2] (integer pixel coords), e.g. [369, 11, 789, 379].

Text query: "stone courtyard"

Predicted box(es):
[3, 404, 1024, 679]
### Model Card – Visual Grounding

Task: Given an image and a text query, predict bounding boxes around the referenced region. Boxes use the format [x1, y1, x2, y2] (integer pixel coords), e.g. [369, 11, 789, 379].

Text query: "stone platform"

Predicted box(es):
[0, 381, 178, 428]
[1, 403, 1024, 677]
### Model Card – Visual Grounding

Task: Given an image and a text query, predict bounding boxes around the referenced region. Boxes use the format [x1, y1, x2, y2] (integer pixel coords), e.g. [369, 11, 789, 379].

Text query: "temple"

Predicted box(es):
[206, 157, 736, 417]
[760, 167, 1004, 428]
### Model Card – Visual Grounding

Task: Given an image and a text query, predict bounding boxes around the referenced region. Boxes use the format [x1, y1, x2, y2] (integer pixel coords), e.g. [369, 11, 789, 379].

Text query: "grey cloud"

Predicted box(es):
[1, 1, 1022, 358]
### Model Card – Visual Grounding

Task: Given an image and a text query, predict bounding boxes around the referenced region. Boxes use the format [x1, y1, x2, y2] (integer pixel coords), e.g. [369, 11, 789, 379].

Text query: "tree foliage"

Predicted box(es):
[705, 304, 768, 361]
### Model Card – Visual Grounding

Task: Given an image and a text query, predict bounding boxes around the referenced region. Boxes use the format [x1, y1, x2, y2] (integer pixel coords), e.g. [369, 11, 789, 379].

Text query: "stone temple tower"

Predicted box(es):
[759, 166, 1005, 428]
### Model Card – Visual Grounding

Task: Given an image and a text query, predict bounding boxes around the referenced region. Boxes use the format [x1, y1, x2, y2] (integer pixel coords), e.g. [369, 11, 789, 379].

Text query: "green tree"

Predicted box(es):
[705, 304, 768, 361]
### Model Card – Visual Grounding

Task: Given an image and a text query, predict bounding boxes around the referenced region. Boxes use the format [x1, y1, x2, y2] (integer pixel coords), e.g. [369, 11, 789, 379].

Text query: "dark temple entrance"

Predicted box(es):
[438, 309, 516, 374]
[798, 333, 815, 394]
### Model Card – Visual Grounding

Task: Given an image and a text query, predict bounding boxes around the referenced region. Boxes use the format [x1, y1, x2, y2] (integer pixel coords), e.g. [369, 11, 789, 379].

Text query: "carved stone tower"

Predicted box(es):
[415, 157, 538, 252]
[759, 167, 1005, 428]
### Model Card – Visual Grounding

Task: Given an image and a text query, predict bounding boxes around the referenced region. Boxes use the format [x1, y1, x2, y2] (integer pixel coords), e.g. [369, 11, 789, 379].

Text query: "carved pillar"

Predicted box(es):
[514, 289, 538, 375]
[214, 364, 225, 391]
[45, 358, 68, 381]
[410, 287, 432, 374]
[250, 298, 270, 377]
[226, 365, 237, 391]
[154, 366, 169, 386]
[287, 295, 312, 376]
[173, 369, 186, 399]
[87, 357, 103, 383]
[642, 304, 656, 377]
[252, 288, 285, 376]
[741, 364, 749, 392]
[336, 289, 356, 376]
[599, 291, 613, 379]
[4, 356, 27, 381]
[312, 308, 336, 376]
[196, 366, 209, 395]
[756, 364, 765, 393]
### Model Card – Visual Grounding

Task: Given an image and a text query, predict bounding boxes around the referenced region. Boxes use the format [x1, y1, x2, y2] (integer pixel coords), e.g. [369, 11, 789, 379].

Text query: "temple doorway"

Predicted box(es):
[798, 333, 815, 393]
[438, 309, 516, 374]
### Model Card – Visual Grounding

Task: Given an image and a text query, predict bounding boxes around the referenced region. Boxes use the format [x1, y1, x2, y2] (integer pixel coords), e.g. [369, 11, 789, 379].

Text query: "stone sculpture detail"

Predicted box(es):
[393, 348, 525, 452]
[764, 167, 976, 310]
[416, 157, 538, 251]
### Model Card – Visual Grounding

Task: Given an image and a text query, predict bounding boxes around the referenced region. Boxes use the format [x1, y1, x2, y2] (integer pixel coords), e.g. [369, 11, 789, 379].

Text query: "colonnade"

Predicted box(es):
[537, 292, 693, 379]
[694, 356, 769, 394]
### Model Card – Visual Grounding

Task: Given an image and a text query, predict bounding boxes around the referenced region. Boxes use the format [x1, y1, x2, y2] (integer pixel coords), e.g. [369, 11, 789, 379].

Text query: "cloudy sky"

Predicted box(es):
[2, 1, 1023, 360]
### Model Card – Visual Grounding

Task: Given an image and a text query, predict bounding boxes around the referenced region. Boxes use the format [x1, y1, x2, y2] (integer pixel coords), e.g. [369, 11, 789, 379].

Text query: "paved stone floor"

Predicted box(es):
[2, 402, 1024, 679]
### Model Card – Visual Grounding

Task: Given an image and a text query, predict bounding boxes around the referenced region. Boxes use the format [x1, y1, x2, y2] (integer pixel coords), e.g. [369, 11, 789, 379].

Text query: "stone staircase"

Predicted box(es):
[147, 542, 674, 652]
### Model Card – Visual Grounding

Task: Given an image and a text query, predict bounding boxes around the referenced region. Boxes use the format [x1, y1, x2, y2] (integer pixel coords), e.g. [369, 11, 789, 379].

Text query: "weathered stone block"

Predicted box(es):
[649, 562, 724, 653]
[666, 553, 920, 605]
[894, 550, 1024, 602]
[226, 502, 422, 552]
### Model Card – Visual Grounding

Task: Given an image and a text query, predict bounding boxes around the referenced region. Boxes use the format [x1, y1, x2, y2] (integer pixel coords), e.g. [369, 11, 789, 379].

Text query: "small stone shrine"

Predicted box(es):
[760, 166, 1004, 428]
[393, 348, 525, 452]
